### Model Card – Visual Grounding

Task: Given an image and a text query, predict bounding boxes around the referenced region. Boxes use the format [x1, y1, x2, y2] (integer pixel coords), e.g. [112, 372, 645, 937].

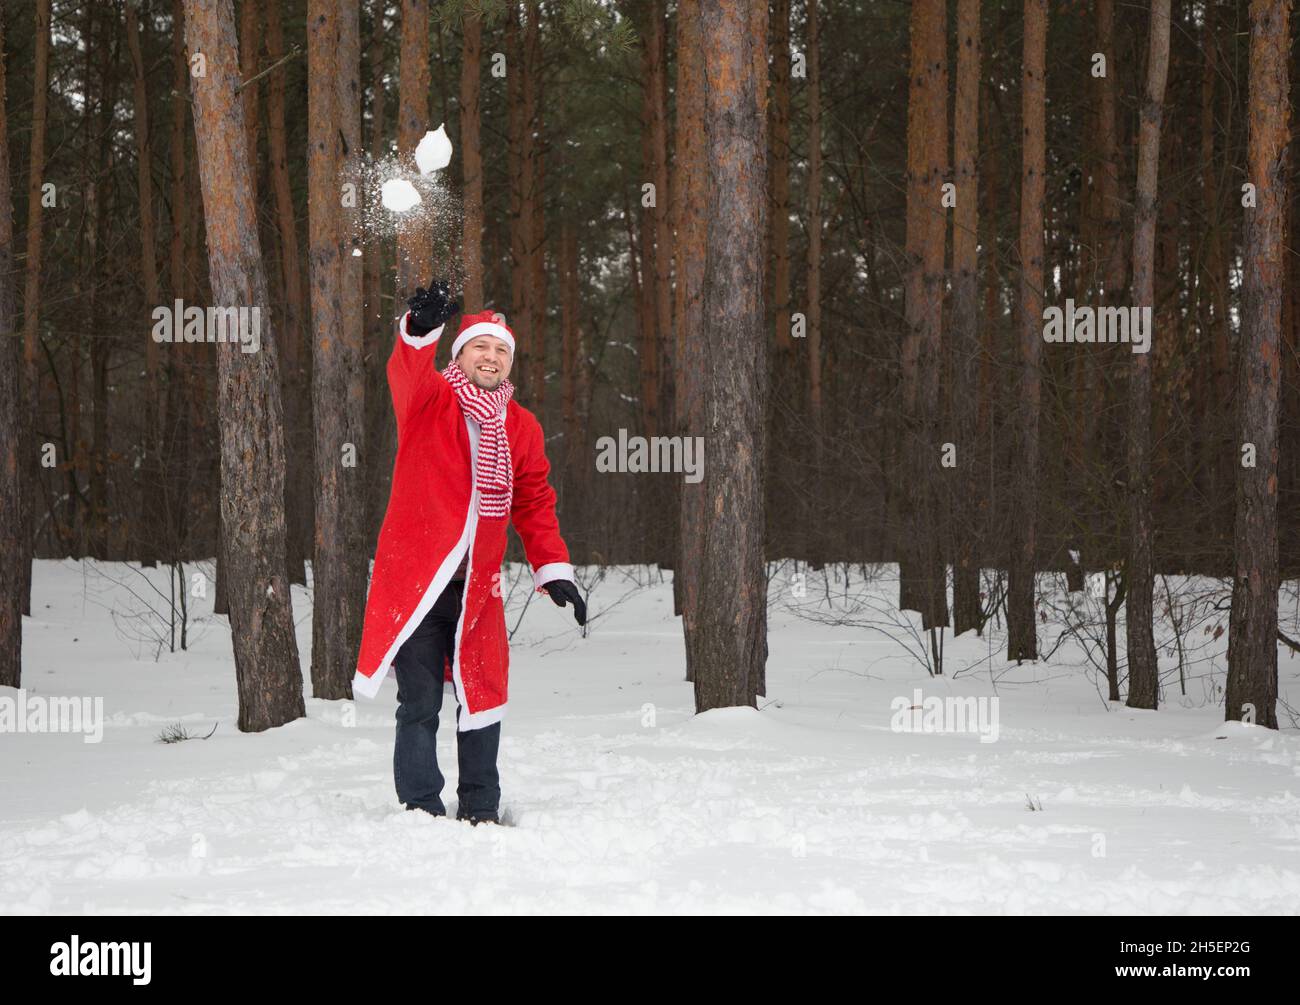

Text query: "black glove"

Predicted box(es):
[542, 579, 587, 627]
[405, 279, 460, 337]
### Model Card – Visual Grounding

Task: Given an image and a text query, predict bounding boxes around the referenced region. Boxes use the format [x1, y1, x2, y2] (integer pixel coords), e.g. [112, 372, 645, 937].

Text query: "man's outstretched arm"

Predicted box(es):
[387, 281, 460, 430]
[511, 418, 585, 625]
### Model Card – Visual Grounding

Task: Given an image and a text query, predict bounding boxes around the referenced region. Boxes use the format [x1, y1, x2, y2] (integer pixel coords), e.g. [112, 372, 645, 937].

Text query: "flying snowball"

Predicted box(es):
[414, 124, 453, 174]
[380, 178, 422, 212]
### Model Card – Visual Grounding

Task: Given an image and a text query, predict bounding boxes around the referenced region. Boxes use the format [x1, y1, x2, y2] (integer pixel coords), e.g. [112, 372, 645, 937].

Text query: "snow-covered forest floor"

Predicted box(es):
[3, 558, 1299, 914]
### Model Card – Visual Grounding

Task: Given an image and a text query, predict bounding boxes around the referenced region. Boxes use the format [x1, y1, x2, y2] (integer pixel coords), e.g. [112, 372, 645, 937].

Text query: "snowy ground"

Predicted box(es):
[2, 558, 1298, 915]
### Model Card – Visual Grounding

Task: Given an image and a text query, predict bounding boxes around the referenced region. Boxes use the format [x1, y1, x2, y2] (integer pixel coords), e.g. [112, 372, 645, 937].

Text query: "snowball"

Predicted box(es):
[380, 178, 422, 212]
[414, 124, 453, 174]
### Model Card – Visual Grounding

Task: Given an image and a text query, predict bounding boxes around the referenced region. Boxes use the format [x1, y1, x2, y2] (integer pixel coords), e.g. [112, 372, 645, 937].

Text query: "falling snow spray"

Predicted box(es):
[345, 123, 466, 305]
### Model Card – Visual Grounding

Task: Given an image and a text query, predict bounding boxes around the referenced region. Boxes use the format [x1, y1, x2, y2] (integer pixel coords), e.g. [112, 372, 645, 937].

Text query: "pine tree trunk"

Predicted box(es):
[524, 0, 547, 409]
[1201, 2, 1232, 557]
[900, 0, 948, 630]
[308, 0, 366, 700]
[769, 0, 791, 357]
[19, 0, 52, 616]
[337, 0, 368, 690]
[673, 0, 706, 635]
[807, 0, 823, 452]
[507, 4, 526, 362]
[461, 6, 484, 312]
[688, 0, 768, 712]
[85, 1, 116, 560]
[649, 0, 673, 441]
[265, 0, 310, 585]
[374, 0, 432, 529]
[1007, 0, 1046, 662]
[363, 0, 390, 553]
[1226, 0, 1288, 730]
[0, 12, 23, 687]
[1125, 0, 1172, 710]
[239, 0, 260, 203]
[127, 0, 165, 569]
[183, 0, 304, 731]
[951, 0, 982, 635]
[168, 0, 193, 565]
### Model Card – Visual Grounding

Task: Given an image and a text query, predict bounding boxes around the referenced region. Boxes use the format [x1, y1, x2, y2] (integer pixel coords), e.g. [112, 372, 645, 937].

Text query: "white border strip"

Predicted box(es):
[398, 311, 445, 349]
[532, 562, 575, 590]
[351, 497, 473, 699]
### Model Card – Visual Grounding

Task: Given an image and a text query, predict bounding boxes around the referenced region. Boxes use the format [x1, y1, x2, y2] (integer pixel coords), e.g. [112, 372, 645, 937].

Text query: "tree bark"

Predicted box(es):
[265, 0, 311, 585]
[900, 0, 947, 630]
[807, 0, 823, 441]
[950, 0, 981, 636]
[524, 0, 547, 409]
[688, 0, 768, 712]
[769, 0, 791, 356]
[1007, 0, 1046, 662]
[1227, 0, 1289, 730]
[1125, 0, 1172, 711]
[673, 0, 706, 636]
[461, 4, 484, 312]
[183, 0, 304, 731]
[238, 0, 260, 203]
[307, 0, 366, 699]
[127, 0, 165, 568]
[19, 0, 52, 615]
[0, 11, 22, 686]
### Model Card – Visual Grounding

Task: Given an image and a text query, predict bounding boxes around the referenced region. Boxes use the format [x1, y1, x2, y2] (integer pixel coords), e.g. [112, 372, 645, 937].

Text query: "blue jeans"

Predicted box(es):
[393, 578, 501, 817]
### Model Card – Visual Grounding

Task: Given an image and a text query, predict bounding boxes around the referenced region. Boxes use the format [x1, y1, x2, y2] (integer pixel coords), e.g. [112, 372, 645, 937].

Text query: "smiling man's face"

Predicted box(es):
[456, 334, 513, 391]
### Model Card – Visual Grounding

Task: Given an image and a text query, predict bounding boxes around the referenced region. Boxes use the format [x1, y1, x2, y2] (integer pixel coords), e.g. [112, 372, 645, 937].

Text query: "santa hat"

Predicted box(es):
[451, 309, 515, 361]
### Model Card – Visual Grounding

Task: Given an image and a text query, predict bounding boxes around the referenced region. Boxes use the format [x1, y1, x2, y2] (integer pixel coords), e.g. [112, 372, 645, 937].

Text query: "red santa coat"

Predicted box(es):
[351, 312, 573, 730]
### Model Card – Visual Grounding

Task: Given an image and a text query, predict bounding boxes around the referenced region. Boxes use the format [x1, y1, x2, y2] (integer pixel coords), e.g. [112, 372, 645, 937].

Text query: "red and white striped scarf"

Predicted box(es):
[442, 360, 515, 519]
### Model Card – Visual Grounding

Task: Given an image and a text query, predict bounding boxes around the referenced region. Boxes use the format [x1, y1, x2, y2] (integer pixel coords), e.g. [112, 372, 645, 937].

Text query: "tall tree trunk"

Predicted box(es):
[461, 4, 484, 312]
[86, 2, 120, 559]
[183, 0, 304, 731]
[673, 0, 706, 635]
[128, 0, 165, 569]
[688, 0, 768, 712]
[363, 0, 390, 552]
[396, 0, 431, 297]
[807, 0, 823, 451]
[1095, 0, 1127, 579]
[769, 0, 791, 357]
[506, 4, 526, 366]
[375, 0, 432, 526]
[524, 0, 547, 409]
[19, 0, 52, 615]
[649, 0, 672, 441]
[1227, 0, 1288, 730]
[900, 0, 947, 630]
[265, 0, 310, 585]
[239, 0, 260, 202]
[1125, 0, 1172, 710]
[338, 0, 368, 687]
[0, 11, 23, 686]
[1201, 1, 1232, 555]
[950, 0, 981, 635]
[168, 0, 193, 566]
[1007, 0, 1046, 662]
[308, 0, 365, 700]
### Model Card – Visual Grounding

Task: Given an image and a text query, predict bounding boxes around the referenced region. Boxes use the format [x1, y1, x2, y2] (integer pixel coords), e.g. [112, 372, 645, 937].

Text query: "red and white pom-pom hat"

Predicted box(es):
[451, 309, 516, 360]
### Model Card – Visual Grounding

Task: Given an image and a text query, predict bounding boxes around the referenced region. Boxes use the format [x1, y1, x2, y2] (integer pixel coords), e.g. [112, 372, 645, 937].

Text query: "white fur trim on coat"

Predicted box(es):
[532, 562, 576, 591]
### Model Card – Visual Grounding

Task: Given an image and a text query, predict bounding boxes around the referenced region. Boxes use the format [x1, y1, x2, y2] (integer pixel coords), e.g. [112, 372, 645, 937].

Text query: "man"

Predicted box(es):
[353, 280, 586, 825]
